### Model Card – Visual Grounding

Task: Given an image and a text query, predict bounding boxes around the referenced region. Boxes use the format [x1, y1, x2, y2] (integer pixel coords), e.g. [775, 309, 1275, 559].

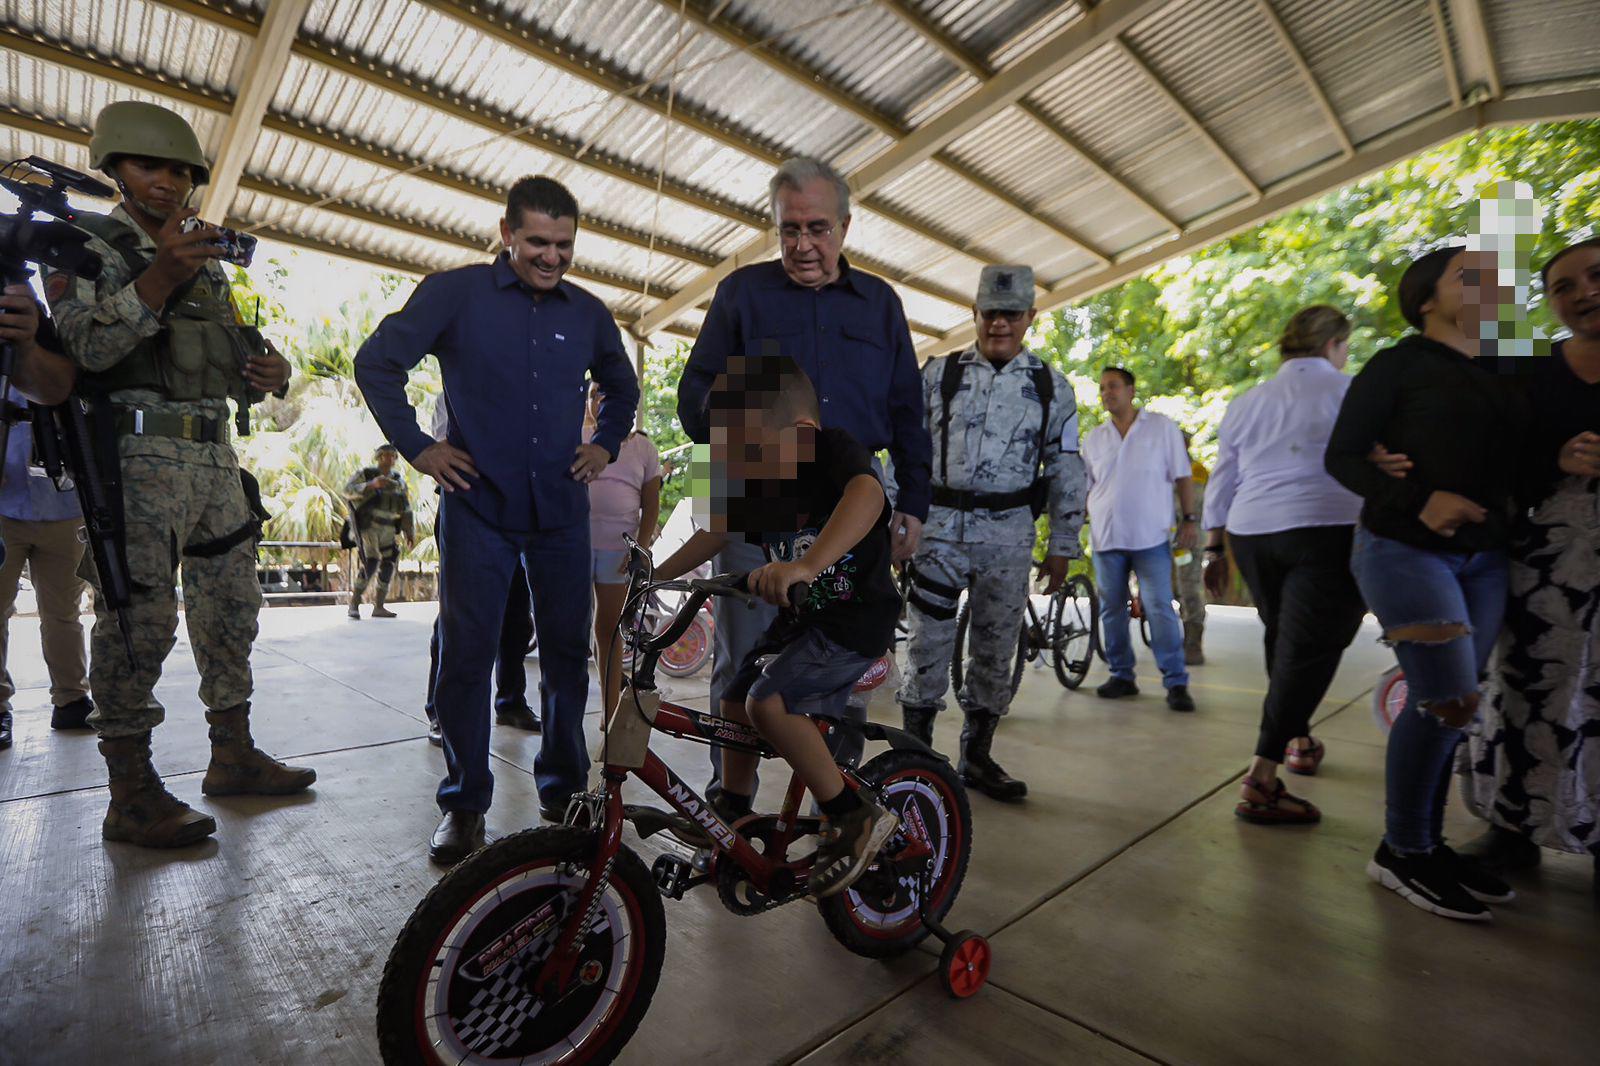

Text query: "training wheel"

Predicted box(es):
[939, 931, 991, 999]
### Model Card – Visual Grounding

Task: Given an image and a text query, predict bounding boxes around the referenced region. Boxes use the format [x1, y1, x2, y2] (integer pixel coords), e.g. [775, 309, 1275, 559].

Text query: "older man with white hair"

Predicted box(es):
[677, 156, 932, 807]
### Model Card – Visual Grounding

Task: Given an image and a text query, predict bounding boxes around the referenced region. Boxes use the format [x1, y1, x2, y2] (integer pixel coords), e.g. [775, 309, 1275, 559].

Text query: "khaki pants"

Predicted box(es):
[0, 516, 90, 711]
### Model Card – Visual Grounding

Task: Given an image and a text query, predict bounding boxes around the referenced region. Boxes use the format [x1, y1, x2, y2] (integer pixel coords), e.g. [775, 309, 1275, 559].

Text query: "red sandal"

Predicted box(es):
[1235, 776, 1321, 825]
[1284, 738, 1326, 776]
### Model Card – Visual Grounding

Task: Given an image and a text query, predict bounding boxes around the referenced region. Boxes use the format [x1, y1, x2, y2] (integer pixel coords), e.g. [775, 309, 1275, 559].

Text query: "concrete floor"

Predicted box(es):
[0, 603, 1594, 1065]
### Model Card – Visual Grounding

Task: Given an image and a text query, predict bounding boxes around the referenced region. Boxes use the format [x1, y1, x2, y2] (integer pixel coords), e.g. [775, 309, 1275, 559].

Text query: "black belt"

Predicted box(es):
[930, 485, 1033, 512]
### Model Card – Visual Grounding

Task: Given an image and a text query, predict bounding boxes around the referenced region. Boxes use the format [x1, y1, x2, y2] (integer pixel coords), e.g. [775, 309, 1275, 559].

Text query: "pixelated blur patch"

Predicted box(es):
[44, 271, 71, 303]
[1466, 180, 1552, 358]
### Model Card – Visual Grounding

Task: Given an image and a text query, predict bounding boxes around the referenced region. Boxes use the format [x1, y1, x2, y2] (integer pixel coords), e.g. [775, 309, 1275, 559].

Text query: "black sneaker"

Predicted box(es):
[1366, 841, 1491, 921]
[51, 696, 95, 730]
[1165, 685, 1196, 712]
[810, 799, 898, 898]
[1096, 677, 1139, 699]
[1436, 844, 1515, 903]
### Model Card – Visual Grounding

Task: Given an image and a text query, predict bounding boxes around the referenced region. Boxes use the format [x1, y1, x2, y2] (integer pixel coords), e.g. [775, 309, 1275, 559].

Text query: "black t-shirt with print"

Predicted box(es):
[743, 427, 898, 658]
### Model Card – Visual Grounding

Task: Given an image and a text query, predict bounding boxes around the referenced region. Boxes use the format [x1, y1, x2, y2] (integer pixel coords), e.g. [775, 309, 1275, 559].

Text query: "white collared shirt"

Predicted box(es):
[1083, 409, 1190, 552]
[1203, 357, 1362, 535]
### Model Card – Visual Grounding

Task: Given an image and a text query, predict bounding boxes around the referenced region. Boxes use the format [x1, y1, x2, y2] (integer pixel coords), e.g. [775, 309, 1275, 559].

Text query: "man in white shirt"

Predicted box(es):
[1083, 367, 1198, 711]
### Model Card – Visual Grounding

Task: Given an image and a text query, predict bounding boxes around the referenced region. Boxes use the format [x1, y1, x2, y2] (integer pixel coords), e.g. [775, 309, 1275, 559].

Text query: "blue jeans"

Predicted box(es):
[1094, 543, 1188, 689]
[1350, 527, 1507, 854]
[435, 495, 592, 814]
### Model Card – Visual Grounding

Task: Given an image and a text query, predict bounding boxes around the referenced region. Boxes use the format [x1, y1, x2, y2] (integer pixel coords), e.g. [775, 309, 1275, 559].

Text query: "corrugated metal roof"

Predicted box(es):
[0, 0, 1594, 352]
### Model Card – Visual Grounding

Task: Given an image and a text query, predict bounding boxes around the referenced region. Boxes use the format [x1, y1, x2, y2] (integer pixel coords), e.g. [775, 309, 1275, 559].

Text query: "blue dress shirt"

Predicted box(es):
[0, 391, 81, 523]
[354, 255, 640, 533]
[676, 258, 932, 520]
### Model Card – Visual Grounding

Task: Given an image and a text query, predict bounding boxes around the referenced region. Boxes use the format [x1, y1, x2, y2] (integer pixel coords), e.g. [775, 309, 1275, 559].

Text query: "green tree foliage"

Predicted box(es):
[1033, 120, 1600, 462]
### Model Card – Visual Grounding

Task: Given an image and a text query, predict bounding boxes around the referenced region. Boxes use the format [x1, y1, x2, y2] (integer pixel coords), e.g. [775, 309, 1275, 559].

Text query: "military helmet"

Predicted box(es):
[89, 101, 211, 185]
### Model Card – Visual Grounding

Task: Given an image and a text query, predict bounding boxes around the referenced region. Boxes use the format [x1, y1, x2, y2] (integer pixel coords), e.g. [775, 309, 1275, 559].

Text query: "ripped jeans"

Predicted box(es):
[1350, 527, 1508, 854]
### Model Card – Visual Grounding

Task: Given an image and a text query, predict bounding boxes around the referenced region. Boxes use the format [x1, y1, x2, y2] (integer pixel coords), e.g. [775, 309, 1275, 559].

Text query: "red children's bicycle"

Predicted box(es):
[376, 538, 987, 1064]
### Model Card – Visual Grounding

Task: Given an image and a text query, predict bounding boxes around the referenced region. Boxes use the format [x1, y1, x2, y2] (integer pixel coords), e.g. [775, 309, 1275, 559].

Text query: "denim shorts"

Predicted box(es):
[591, 547, 629, 585]
[724, 628, 875, 722]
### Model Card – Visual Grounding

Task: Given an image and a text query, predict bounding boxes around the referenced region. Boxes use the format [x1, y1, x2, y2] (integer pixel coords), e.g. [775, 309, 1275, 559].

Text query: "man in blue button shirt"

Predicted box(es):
[676, 157, 932, 797]
[355, 177, 640, 865]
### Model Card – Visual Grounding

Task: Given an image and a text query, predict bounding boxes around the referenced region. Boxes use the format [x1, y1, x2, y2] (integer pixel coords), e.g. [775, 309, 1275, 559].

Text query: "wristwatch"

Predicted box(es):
[1181, 513, 1199, 523]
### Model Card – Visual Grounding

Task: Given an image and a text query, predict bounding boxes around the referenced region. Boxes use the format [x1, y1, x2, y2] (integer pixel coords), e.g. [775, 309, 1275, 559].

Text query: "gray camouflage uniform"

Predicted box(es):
[44, 205, 265, 739]
[898, 346, 1085, 718]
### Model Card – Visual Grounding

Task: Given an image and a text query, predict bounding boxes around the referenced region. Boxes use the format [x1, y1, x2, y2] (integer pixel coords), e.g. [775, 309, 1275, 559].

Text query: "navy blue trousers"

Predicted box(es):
[435, 494, 591, 814]
[425, 559, 533, 722]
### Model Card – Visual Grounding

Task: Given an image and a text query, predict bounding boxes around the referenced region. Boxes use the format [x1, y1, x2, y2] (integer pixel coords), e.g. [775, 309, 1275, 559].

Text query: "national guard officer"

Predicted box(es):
[897, 266, 1085, 802]
[344, 442, 414, 619]
[44, 101, 315, 849]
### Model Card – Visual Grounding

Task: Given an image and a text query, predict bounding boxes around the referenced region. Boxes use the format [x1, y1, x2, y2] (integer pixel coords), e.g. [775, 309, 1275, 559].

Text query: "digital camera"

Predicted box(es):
[179, 216, 258, 267]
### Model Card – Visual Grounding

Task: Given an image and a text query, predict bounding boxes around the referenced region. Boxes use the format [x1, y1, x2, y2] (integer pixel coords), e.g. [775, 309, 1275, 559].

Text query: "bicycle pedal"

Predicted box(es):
[651, 853, 695, 900]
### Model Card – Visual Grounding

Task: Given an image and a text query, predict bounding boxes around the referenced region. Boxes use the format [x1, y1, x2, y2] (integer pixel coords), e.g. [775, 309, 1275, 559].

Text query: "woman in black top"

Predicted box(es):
[1461, 238, 1600, 887]
[1325, 245, 1522, 922]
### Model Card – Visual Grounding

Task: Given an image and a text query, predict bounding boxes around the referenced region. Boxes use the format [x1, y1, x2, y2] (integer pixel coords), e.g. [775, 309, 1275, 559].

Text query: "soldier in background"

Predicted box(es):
[897, 266, 1085, 802]
[44, 101, 315, 849]
[1177, 432, 1208, 664]
[344, 443, 414, 619]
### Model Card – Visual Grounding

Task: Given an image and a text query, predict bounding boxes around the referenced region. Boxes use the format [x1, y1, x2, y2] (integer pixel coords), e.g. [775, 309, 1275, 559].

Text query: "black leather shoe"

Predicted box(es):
[426, 716, 443, 747]
[1166, 685, 1196, 712]
[52, 696, 95, 730]
[429, 811, 485, 866]
[496, 703, 542, 733]
[1096, 677, 1140, 699]
[0, 709, 11, 749]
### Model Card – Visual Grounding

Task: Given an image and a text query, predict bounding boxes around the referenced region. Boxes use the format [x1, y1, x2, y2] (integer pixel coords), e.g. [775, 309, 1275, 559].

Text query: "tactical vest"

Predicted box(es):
[71, 213, 262, 405]
[937, 351, 1054, 486]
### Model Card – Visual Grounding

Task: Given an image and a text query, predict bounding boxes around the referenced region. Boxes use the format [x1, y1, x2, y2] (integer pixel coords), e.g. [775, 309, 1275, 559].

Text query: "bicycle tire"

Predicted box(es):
[951, 598, 1026, 700]
[376, 827, 665, 1066]
[819, 749, 973, 959]
[1050, 574, 1098, 689]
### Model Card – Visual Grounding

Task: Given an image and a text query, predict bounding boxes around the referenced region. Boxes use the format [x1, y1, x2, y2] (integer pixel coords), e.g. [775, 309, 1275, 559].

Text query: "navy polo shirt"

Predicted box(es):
[676, 257, 932, 520]
[354, 254, 640, 533]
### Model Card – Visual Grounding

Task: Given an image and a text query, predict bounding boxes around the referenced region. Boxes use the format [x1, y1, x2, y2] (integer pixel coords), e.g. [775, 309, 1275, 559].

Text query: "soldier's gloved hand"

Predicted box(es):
[1037, 554, 1071, 594]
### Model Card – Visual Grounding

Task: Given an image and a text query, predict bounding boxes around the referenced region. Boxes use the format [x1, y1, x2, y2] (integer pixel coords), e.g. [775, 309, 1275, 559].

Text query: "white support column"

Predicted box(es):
[199, 0, 312, 219]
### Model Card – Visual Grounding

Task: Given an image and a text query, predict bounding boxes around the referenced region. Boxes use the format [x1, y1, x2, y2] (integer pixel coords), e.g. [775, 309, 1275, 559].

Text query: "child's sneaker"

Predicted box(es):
[810, 799, 898, 898]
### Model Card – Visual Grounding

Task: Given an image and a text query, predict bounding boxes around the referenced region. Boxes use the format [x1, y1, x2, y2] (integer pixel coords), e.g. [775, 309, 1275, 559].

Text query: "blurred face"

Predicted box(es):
[710, 409, 816, 482]
[1323, 336, 1351, 370]
[113, 156, 195, 222]
[974, 305, 1036, 362]
[1098, 371, 1135, 416]
[376, 450, 398, 475]
[1419, 250, 1472, 333]
[500, 209, 575, 292]
[1546, 245, 1600, 341]
[775, 178, 849, 289]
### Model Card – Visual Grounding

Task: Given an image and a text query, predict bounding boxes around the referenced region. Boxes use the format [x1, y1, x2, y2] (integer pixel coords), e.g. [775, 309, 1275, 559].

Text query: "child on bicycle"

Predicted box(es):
[654, 354, 901, 898]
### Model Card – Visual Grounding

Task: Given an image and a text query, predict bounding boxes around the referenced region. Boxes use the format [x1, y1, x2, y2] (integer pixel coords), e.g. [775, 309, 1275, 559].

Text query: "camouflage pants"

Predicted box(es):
[86, 454, 261, 738]
[898, 539, 1032, 717]
[352, 526, 401, 600]
[1176, 551, 1205, 647]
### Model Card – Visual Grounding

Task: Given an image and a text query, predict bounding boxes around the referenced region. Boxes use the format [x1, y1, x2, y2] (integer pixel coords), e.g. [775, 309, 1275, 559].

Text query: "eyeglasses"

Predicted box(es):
[978, 308, 1027, 322]
[778, 222, 837, 244]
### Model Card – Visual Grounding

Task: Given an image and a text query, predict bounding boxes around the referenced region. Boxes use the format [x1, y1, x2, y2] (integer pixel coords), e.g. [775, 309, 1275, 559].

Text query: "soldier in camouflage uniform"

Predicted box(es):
[898, 266, 1085, 802]
[44, 101, 315, 849]
[344, 443, 413, 619]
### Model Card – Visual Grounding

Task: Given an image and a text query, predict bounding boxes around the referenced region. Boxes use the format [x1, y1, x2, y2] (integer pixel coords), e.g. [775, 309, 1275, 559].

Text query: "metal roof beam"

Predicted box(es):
[633, 0, 1170, 337]
[923, 86, 1600, 357]
[1252, 0, 1354, 157]
[876, 0, 1181, 236]
[153, 0, 1022, 312]
[199, 0, 312, 219]
[1427, 0, 1465, 110]
[1447, 0, 1502, 101]
[1114, 38, 1263, 201]
[646, 1, 1113, 267]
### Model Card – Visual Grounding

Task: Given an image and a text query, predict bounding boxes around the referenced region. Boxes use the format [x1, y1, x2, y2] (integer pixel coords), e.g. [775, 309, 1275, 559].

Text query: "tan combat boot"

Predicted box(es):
[201, 704, 318, 796]
[100, 733, 218, 847]
[371, 585, 397, 619]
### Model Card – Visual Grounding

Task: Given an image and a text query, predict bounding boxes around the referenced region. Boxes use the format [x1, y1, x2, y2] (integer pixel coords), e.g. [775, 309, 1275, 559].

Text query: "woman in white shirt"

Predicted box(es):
[1203, 306, 1367, 825]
